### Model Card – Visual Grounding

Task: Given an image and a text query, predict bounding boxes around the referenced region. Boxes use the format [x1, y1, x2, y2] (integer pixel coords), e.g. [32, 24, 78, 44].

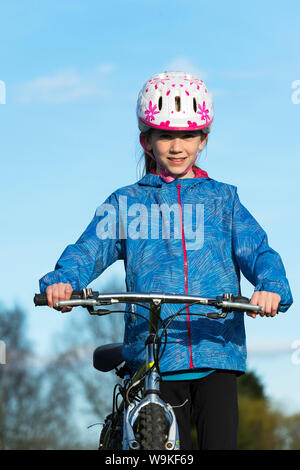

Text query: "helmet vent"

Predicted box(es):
[175, 96, 181, 112]
[158, 96, 163, 111]
[193, 97, 197, 113]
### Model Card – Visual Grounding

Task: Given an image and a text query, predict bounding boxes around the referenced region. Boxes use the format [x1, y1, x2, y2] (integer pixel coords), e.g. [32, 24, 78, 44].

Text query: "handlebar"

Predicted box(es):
[33, 289, 264, 318]
[34, 291, 83, 306]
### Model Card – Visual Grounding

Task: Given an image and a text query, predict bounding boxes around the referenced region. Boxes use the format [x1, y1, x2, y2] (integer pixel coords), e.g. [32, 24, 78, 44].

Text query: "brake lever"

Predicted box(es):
[210, 293, 259, 318]
[206, 312, 226, 319]
[87, 306, 111, 316]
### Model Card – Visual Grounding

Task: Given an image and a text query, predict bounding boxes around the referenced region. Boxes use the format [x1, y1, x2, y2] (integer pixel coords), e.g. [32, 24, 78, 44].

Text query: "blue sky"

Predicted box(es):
[0, 0, 300, 414]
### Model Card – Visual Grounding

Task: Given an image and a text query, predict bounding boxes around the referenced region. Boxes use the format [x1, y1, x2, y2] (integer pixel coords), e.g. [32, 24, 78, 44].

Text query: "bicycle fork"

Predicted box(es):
[123, 334, 180, 450]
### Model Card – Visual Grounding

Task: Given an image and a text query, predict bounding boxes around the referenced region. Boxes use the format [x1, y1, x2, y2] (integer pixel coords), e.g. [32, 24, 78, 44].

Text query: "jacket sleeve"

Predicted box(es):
[39, 192, 124, 292]
[232, 189, 293, 312]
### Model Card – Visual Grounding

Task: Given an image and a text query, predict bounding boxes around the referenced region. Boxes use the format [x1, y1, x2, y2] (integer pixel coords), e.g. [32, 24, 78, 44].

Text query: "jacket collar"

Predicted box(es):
[137, 171, 210, 188]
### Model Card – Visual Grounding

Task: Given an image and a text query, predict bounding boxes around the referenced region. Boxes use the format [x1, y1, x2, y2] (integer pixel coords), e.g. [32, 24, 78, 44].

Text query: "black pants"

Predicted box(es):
[159, 370, 239, 450]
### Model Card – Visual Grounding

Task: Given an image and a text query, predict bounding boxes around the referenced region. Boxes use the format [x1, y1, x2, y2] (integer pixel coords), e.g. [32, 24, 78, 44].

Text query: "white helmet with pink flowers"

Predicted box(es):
[137, 71, 214, 133]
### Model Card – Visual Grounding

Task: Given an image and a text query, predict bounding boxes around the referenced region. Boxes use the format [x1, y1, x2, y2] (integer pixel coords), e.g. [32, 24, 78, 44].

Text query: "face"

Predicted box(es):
[145, 130, 208, 179]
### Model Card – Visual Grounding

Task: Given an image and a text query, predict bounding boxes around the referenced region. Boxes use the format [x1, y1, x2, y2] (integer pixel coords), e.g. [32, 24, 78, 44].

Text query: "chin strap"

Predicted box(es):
[139, 133, 197, 183]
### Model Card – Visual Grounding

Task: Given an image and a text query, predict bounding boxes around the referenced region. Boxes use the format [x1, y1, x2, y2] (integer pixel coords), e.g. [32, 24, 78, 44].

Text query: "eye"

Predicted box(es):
[159, 133, 172, 140]
[182, 134, 194, 139]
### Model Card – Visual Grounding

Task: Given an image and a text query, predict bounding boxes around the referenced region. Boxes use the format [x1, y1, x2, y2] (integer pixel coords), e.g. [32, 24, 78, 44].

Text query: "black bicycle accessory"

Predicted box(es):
[33, 291, 83, 306]
[33, 288, 95, 306]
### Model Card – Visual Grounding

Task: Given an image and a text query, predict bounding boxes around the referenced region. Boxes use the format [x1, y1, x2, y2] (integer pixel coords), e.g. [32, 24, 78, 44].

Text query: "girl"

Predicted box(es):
[40, 71, 293, 450]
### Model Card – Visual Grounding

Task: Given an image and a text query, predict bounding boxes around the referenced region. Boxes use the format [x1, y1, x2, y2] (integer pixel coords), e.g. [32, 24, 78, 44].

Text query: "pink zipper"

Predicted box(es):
[176, 184, 194, 369]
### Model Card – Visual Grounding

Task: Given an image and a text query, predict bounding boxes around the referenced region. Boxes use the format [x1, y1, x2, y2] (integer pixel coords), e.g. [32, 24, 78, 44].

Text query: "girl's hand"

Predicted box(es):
[46, 282, 73, 313]
[248, 291, 281, 318]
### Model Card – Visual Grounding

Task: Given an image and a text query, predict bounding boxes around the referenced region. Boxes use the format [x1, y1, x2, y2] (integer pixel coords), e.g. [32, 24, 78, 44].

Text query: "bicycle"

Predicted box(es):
[34, 290, 265, 450]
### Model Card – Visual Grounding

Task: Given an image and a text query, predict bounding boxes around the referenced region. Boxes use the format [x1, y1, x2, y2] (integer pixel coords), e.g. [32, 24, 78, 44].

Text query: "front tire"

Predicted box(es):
[138, 403, 169, 450]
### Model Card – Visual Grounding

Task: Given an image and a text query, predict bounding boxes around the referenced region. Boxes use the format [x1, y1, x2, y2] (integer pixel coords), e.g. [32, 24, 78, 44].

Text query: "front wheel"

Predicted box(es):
[138, 403, 169, 450]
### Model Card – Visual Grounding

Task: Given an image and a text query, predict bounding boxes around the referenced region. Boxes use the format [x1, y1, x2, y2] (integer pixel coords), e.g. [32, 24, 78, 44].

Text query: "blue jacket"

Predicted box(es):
[39, 173, 293, 374]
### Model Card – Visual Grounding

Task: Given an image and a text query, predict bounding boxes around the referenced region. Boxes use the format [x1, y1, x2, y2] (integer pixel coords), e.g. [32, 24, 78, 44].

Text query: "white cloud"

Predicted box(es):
[163, 57, 228, 98]
[7, 344, 96, 369]
[164, 56, 208, 79]
[16, 64, 116, 104]
[96, 63, 116, 74]
[220, 68, 271, 81]
[247, 340, 294, 356]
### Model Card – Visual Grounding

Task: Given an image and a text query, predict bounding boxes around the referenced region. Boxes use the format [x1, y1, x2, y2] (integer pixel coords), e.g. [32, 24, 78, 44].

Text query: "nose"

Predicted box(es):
[170, 138, 183, 153]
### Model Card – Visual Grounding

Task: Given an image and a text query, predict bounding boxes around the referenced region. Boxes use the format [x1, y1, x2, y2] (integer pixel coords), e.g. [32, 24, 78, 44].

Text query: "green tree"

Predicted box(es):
[238, 370, 265, 399]
[237, 394, 286, 449]
[0, 303, 79, 449]
[51, 278, 126, 448]
[237, 370, 288, 450]
[283, 414, 300, 449]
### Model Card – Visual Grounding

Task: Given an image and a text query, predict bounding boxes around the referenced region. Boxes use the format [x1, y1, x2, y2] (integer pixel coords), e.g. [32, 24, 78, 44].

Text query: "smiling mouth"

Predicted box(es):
[167, 157, 187, 163]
